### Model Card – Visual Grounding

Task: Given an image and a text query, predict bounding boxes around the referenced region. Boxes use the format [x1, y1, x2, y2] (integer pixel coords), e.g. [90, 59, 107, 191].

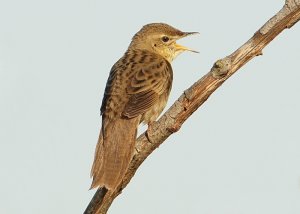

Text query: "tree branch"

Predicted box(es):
[84, 1, 300, 213]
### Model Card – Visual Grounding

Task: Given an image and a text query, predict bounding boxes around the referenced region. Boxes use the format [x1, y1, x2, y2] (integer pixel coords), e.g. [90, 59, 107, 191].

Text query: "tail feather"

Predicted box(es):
[90, 117, 140, 190]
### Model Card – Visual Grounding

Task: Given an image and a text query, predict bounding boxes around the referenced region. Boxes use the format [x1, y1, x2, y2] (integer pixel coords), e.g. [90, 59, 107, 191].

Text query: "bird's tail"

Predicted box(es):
[90, 117, 140, 190]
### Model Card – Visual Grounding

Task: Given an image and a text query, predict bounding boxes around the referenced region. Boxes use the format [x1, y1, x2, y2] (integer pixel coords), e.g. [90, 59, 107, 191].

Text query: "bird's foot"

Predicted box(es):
[146, 121, 155, 144]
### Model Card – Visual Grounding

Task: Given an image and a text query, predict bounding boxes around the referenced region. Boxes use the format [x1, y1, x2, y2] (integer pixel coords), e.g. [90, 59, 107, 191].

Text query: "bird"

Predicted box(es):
[90, 23, 198, 190]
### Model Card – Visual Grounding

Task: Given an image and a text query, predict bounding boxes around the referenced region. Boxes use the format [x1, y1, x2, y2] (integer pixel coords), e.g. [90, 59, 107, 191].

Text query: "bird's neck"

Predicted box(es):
[127, 46, 176, 63]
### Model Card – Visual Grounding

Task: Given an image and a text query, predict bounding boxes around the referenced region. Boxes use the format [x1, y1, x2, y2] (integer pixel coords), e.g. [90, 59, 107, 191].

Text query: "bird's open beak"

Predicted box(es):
[174, 43, 199, 53]
[175, 32, 199, 53]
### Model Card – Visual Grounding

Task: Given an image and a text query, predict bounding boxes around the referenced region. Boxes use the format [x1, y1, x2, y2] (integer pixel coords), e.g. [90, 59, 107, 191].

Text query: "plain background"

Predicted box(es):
[0, 0, 300, 213]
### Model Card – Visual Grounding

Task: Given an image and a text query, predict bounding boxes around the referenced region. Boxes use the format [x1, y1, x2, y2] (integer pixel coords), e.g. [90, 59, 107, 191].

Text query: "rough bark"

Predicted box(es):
[84, 0, 300, 213]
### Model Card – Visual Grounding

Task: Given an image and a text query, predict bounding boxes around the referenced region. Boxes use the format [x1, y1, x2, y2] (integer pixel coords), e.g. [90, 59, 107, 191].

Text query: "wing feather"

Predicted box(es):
[123, 58, 171, 118]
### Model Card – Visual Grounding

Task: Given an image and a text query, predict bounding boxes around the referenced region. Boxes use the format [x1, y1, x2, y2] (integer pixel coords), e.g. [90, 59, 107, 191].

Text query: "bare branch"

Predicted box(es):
[84, 1, 300, 213]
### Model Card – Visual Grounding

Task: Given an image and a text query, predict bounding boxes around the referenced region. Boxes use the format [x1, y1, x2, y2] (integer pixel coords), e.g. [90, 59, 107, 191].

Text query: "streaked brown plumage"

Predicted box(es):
[90, 23, 198, 190]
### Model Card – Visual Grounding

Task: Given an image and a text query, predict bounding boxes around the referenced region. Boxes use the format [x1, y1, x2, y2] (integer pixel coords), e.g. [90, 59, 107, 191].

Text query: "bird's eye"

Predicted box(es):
[162, 36, 169, 43]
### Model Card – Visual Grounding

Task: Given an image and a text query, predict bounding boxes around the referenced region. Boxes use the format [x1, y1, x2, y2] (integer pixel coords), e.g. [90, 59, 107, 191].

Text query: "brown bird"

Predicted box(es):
[90, 23, 198, 190]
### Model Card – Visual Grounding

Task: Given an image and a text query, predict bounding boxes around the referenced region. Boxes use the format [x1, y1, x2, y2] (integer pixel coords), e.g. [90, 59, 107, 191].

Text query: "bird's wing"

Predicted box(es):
[100, 62, 119, 116]
[123, 58, 172, 118]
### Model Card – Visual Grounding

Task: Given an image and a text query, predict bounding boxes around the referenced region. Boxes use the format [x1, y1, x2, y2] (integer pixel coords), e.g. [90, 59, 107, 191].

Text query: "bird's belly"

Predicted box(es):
[141, 94, 168, 124]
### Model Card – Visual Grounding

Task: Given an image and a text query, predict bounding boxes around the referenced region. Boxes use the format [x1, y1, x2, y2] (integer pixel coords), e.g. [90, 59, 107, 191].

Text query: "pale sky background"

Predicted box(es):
[0, 0, 300, 214]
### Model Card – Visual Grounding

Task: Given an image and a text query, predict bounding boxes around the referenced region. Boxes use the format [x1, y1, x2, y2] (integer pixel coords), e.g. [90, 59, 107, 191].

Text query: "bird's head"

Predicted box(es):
[129, 23, 198, 62]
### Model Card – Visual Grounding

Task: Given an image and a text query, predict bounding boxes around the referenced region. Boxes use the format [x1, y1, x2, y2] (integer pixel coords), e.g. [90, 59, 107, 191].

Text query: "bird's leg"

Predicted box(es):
[146, 121, 155, 144]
